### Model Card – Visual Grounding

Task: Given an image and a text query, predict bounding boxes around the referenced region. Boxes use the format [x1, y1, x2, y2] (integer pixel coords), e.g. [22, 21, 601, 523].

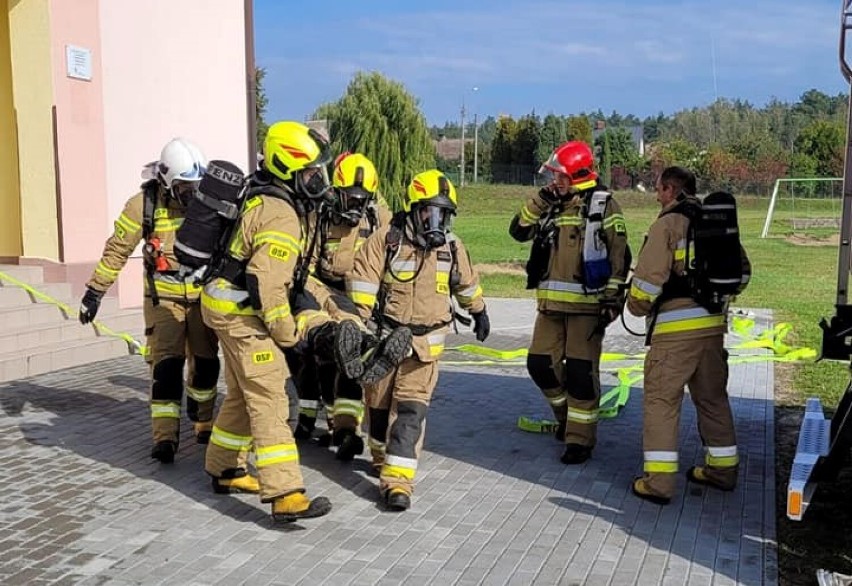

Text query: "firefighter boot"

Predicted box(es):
[151, 441, 177, 464]
[560, 443, 592, 465]
[194, 421, 213, 444]
[211, 468, 260, 494]
[358, 327, 413, 385]
[385, 488, 411, 512]
[293, 415, 315, 441]
[631, 477, 671, 506]
[333, 428, 364, 462]
[686, 466, 736, 491]
[271, 492, 333, 523]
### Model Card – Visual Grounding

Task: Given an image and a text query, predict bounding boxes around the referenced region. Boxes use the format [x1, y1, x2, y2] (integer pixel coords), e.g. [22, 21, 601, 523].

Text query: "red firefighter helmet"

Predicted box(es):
[540, 141, 598, 186]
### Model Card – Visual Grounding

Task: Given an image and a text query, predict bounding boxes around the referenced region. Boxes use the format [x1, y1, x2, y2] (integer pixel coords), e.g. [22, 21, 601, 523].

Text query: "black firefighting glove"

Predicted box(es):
[471, 309, 491, 342]
[78, 287, 105, 324]
[538, 186, 561, 206]
[598, 293, 624, 326]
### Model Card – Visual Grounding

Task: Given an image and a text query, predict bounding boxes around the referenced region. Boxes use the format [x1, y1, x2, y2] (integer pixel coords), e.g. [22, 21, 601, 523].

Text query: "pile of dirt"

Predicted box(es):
[474, 262, 526, 276]
[785, 233, 840, 247]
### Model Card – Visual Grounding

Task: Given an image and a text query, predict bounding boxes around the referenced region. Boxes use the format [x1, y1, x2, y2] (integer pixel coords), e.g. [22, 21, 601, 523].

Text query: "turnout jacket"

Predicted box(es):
[347, 224, 485, 362]
[510, 187, 629, 314]
[86, 184, 201, 301]
[201, 194, 303, 348]
[627, 195, 752, 343]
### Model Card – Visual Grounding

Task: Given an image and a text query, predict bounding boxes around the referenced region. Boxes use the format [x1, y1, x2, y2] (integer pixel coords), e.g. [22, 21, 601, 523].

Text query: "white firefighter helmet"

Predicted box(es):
[157, 138, 206, 188]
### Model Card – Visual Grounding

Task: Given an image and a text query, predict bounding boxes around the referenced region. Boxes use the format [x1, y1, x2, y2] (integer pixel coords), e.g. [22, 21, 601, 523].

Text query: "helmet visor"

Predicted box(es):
[298, 165, 331, 199]
[171, 180, 199, 205]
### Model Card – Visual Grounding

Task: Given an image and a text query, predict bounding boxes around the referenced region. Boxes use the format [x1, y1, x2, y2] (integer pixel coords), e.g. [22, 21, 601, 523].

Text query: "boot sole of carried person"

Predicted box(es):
[334, 320, 365, 381]
[358, 327, 413, 386]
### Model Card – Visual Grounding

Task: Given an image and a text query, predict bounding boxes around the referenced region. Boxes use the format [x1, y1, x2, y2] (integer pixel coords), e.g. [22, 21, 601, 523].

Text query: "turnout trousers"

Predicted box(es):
[641, 334, 738, 499]
[202, 308, 304, 502]
[365, 356, 439, 496]
[526, 312, 603, 447]
[144, 297, 219, 445]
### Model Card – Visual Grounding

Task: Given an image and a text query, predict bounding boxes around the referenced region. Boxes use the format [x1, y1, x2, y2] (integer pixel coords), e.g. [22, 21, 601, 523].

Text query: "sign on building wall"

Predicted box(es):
[66, 45, 92, 81]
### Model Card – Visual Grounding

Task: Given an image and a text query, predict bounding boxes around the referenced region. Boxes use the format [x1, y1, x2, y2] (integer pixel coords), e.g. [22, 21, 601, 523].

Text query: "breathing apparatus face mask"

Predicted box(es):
[296, 166, 331, 199]
[412, 204, 454, 249]
[170, 180, 199, 206]
[333, 187, 371, 227]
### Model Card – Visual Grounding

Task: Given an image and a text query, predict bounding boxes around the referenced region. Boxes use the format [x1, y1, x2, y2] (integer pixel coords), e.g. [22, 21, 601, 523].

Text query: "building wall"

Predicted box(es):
[98, 0, 249, 307]
[8, 0, 59, 260]
[0, 1, 22, 257]
[48, 0, 108, 265]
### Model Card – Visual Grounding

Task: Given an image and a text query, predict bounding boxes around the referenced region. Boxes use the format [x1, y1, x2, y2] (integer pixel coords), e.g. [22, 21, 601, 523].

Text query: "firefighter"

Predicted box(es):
[79, 138, 222, 466]
[509, 141, 629, 465]
[293, 152, 394, 463]
[348, 169, 489, 511]
[200, 121, 407, 522]
[626, 166, 751, 505]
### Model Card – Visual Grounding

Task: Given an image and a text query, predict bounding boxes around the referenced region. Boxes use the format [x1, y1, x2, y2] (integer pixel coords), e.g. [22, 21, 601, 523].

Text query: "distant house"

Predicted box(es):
[592, 124, 645, 156]
[433, 135, 473, 162]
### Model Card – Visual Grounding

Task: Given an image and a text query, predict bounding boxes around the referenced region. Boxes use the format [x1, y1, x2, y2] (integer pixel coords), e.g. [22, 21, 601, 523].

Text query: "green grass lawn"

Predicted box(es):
[452, 183, 849, 406]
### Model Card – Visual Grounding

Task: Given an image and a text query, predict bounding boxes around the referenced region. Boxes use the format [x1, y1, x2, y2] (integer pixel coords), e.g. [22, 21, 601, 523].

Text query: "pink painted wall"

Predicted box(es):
[98, 0, 249, 307]
[49, 0, 108, 265]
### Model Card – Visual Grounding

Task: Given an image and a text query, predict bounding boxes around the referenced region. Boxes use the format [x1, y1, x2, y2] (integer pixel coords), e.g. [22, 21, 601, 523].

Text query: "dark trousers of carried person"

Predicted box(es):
[145, 279, 220, 464]
[527, 312, 603, 462]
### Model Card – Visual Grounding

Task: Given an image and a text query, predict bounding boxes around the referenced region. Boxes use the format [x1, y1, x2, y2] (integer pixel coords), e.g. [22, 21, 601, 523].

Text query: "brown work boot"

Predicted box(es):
[212, 469, 260, 494]
[271, 492, 332, 523]
[194, 421, 213, 444]
[631, 477, 671, 505]
[686, 466, 735, 491]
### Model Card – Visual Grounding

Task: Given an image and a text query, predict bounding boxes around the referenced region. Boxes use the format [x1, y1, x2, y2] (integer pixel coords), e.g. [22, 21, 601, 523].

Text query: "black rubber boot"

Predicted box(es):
[333, 429, 364, 461]
[359, 327, 413, 385]
[151, 441, 177, 464]
[560, 443, 592, 465]
[385, 489, 411, 511]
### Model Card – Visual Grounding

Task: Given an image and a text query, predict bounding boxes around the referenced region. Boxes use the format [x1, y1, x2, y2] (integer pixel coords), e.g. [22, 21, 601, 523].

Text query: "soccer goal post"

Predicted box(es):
[760, 177, 844, 238]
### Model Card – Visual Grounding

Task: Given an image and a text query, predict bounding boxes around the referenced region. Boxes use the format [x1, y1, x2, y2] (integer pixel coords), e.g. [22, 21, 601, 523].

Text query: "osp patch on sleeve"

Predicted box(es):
[613, 219, 627, 234]
[252, 350, 275, 364]
[268, 245, 290, 262]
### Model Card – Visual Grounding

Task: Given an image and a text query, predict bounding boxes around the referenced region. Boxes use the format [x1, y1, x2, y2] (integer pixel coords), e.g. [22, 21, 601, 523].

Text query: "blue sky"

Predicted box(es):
[255, 0, 848, 126]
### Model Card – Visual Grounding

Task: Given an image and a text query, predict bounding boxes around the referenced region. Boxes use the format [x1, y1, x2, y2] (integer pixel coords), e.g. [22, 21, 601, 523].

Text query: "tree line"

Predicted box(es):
[431, 89, 847, 194]
[256, 71, 849, 201]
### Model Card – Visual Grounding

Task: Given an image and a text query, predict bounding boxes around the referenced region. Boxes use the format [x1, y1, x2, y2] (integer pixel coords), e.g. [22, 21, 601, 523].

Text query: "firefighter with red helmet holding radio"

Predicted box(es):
[509, 141, 630, 465]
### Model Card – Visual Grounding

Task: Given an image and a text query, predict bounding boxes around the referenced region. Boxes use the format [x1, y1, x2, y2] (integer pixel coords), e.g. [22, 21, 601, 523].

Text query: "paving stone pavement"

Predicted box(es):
[0, 298, 777, 585]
